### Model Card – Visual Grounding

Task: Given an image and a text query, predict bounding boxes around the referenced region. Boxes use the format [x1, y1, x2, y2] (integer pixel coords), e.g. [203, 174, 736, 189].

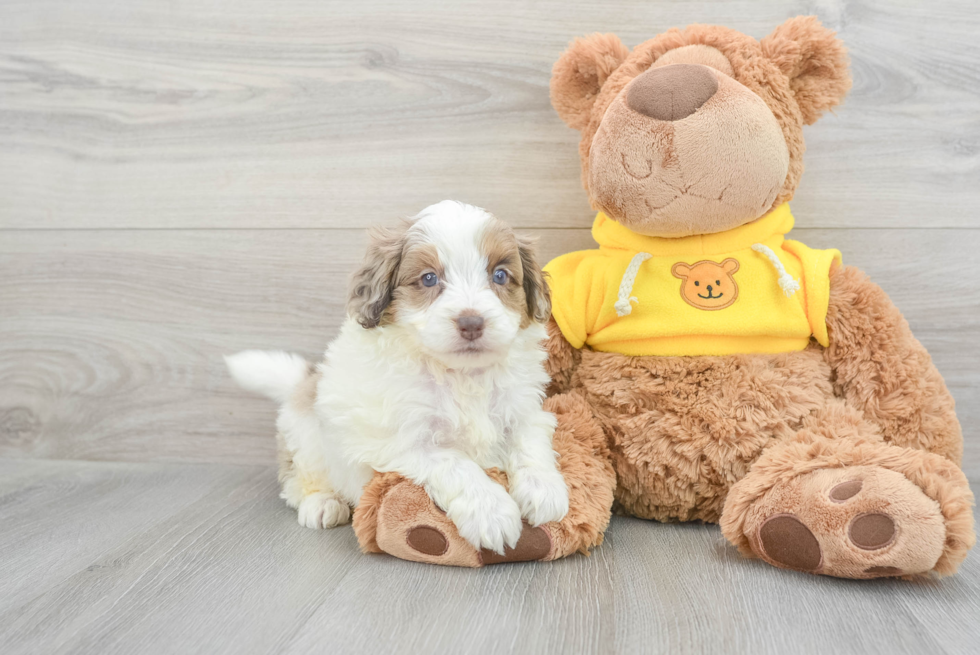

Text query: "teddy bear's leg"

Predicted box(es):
[824, 264, 964, 463]
[351, 392, 616, 566]
[720, 404, 975, 579]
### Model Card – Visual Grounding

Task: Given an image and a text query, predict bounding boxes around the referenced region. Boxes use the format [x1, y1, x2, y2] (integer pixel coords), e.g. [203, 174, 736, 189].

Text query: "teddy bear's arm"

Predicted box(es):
[544, 316, 580, 396]
[823, 264, 962, 463]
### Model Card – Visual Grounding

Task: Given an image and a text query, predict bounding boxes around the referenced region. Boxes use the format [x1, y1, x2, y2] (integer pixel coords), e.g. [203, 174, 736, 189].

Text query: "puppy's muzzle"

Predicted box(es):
[455, 314, 485, 341]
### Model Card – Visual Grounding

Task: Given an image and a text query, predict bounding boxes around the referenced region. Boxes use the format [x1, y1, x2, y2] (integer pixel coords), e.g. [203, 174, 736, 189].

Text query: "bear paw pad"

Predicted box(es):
[745, 466, 946, 578]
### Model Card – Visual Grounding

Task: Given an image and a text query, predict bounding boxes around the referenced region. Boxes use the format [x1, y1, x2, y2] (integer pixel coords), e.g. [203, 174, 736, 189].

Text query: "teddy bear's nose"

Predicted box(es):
[626, 64, 718, 121]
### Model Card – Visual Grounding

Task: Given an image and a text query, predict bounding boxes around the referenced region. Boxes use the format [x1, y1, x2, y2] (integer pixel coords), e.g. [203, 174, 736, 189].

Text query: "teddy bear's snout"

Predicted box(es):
[626, 64, 718, 122]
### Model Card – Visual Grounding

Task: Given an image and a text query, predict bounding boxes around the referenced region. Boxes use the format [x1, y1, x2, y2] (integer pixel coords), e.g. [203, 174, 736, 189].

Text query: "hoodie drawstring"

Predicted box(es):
[751, 243, 800, 297]
[616, 245, 798, 319]
[615, 252, 652, 316]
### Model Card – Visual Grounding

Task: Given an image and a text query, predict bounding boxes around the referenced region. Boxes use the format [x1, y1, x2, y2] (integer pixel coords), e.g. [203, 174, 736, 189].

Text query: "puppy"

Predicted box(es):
[226, 201, 569, 554]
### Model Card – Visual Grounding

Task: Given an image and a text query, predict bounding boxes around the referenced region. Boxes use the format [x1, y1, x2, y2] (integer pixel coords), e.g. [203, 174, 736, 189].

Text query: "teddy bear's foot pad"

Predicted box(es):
[479, 524, 552, 565]
[402, 523, 551, 563]
[375, 480, 553, 567]
[757, 515, 822, 572]
[745, 466, 946, 578]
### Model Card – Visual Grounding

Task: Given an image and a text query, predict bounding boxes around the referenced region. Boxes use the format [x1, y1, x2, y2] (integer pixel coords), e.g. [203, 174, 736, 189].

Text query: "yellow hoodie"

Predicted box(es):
[544, 204, 841, 357]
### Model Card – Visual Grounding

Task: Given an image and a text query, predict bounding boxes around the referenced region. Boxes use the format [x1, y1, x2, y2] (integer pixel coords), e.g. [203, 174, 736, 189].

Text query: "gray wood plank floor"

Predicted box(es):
[1, 459, 978, 655]
[2, 0, 980, 653]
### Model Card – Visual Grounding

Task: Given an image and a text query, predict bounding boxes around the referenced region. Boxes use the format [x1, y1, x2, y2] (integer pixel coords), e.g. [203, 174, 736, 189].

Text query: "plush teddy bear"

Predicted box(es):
[352, 17, 975, 578]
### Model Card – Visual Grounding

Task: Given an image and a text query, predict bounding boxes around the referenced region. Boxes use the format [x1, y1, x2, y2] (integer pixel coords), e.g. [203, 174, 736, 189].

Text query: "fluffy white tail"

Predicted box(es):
[225, 350, 311, 404]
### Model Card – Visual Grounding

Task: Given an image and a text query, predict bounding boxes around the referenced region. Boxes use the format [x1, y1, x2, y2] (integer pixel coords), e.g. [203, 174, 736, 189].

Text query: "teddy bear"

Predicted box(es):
[351, 17, 976, 578]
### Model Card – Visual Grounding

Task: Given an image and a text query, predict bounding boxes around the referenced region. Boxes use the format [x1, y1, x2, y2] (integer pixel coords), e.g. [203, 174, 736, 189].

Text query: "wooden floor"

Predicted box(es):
[1, 459, 977, 655]
[1, 1, 979, 653]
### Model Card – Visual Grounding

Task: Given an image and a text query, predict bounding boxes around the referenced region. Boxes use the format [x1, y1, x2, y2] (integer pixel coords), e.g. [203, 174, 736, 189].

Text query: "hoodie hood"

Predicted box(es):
[592, 203, 795, 256]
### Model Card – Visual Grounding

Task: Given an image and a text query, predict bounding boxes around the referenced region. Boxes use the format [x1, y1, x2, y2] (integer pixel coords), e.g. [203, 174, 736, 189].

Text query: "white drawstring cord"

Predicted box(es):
[615, 252, 652, 316]
[752, 243, 799, 297]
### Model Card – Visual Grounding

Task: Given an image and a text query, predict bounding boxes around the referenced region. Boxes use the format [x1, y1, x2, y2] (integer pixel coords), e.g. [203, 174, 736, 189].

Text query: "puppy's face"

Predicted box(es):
[347, 201, 551, 368]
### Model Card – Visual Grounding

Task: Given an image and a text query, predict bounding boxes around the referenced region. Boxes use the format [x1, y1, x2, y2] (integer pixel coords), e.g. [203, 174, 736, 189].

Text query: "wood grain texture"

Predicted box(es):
[1, 0, 979, 229]
[2, 228, 978, 476]
[0, 459, 977, 655]
[2, 1, 980, 652]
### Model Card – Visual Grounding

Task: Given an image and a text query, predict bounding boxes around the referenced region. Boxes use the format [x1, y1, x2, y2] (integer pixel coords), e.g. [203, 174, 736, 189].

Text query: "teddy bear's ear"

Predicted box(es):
[671, 262, 691, 279]
[761, 16, 852, 125]
[550, 33, 630, 130]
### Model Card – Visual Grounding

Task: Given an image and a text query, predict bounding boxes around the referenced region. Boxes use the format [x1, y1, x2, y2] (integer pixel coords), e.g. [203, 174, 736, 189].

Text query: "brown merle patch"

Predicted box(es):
[389, 240, 443, 322]
[480, 218, 528, 319]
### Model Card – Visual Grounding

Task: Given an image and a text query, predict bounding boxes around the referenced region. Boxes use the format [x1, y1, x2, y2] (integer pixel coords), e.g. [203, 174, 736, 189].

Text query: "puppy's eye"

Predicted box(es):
[422, 272, 439, 287]
[694, 281, 700, 286]
[716, 280, 721, 285]
[493, 269, 508, 285]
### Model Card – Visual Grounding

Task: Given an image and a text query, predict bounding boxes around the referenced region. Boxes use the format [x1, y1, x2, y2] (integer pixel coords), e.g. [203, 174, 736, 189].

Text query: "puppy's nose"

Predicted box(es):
[626, 64, 718, 121]
[707, 284, 713, 292]
[456, 314, 485, 341]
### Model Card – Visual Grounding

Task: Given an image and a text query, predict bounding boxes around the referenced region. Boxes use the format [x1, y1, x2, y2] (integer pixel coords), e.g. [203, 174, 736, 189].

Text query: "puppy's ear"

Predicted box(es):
[761, 16, 851, 125]
[551, 33, 630, 131]
[518, 235, 552, 323]
[347, 221, 409, 328]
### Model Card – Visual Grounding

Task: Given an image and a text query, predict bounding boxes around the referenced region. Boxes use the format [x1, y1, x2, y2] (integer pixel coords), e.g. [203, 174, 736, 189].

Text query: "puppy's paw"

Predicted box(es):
[510, 467, 570, 526]
[297, 492, 350, 529]
[446, 483, 523, 555]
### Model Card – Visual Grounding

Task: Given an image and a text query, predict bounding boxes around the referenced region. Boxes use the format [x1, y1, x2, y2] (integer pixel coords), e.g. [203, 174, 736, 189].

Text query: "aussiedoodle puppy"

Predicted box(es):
[227, 200, 569, 554]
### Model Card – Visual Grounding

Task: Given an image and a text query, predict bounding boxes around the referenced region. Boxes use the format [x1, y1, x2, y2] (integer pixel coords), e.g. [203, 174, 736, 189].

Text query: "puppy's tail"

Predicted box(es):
[225, 350, 312, 404]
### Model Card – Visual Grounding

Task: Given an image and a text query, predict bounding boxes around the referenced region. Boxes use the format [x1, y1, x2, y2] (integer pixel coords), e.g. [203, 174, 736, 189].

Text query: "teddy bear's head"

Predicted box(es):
[550, 17, 851, 237]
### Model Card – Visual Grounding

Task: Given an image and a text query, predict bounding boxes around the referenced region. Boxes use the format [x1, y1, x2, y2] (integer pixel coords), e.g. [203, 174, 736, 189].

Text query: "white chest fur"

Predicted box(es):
[422, 366, 524, 466]
[317, 318, 551, 473]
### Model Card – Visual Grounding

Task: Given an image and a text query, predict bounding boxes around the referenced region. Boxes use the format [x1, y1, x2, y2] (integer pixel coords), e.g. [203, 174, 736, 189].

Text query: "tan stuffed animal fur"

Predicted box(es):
[352, 17, 975, 579]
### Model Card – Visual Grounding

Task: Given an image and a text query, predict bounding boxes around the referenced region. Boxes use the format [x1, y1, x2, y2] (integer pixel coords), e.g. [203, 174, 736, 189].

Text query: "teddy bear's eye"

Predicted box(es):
[716, 280, 721, 285]
[694, 281, 699, 286]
